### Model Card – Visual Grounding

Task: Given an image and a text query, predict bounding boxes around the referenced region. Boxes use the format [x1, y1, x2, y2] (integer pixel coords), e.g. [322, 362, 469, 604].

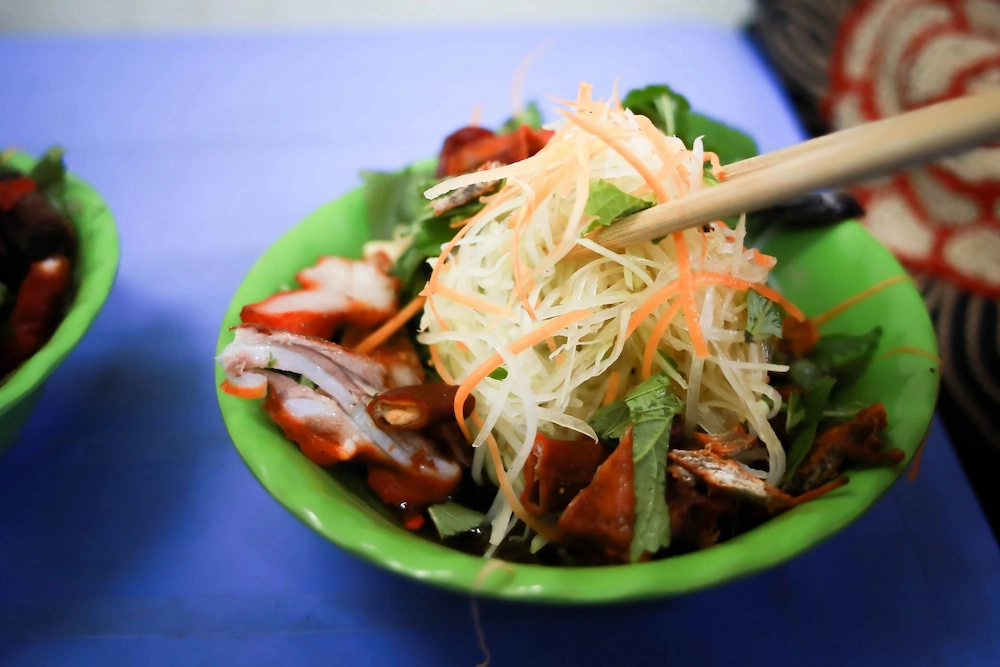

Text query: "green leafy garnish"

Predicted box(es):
[622, 84, 758, 166]
[657, 349, 679, 370]
[500, 101, 543, 133]
[782, 375, 836, 483]
[412, 199, 484, 256]
[582, 180, 655, 234]
[790, 327, 882, 391]
[488, 367, 508, 380]
[427, 502, 485, 539]
[745, 290, 783, 343]
[29, 146, 67, 190]
[361, 163, 437, 241]
[589, 399, 630, 440]
[785, 391, 805, 432]
[623, 373, 683, 561]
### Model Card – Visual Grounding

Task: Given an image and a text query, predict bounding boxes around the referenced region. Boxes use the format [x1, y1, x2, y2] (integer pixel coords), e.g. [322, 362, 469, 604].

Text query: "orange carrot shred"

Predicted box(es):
[354, 295, 427, 355]
[812, 275, 912, 326]
[429, 343, 456, 385]
[874, 346, 942, 365]
[602, 371, 621, 405]
[641, 300, 684, 379]
[470, 412, 560, 541]
[454, 310, 594, 442]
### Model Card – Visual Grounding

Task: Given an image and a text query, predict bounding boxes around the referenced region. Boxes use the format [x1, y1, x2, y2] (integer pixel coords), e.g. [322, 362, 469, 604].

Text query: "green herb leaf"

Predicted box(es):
[622, 84, 758, 166]
[29, 146, 67, 190]
[623, 373, 683, 561]
[488, 367, 508, 380]
[745, 290, 784, 343]
[427, 502, 485, 539]
[361, 163, 437, 241]
[622, 85, 690, 137]
[412, 199, 484, 256]
[657, 349, 679, 370]
[589, 399, 630, 440]
[785, 391, 805, 432]
[583, 180, 654, 234]
[822, 400, 871, 422]
[790, 327, 882, 391]
[782, 375, 836, 483]
[500, 101, 543, 133]
[682, 113, 758, 165]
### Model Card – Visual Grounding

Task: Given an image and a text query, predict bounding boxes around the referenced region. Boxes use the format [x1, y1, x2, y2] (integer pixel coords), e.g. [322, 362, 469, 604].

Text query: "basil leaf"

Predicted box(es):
[427, 502, 485, 539]
[791, 327, 882, 391]
[782, 375, 836, 483]
[622, 84, 758, 166]
[488, 367, 508, 380]
[745, 290, 784, 343]
[622, 85, 690, 137]
[623, 373, 683, 561]
[500, 101, 543, 133]
[583, 180, 654, 234]
[785, 390, 805, 432]
[589, 399, 630, 440]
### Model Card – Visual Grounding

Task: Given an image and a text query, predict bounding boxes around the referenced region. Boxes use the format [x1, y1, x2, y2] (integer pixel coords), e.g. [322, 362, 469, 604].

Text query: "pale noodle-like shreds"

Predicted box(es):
[420, 83, 789, 546]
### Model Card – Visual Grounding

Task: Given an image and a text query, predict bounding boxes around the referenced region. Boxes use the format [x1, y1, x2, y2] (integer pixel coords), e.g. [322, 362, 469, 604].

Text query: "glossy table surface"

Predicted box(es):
[1, 24, 999, 667]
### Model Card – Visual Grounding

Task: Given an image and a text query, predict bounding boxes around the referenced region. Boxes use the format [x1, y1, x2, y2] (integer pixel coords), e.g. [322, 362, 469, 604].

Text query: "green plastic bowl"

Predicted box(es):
[215, 184, 939, 603]
[0, 152, 120, 454]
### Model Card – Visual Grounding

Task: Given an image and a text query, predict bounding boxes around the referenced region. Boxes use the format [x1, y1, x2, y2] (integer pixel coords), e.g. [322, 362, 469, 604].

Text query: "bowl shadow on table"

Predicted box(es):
[317, 428, 994, 667]
[0, 283, 210, 646]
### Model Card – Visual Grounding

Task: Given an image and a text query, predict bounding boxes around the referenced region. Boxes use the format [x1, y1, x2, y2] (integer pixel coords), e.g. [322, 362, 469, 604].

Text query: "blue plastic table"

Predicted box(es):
[2, 24, 999, 667]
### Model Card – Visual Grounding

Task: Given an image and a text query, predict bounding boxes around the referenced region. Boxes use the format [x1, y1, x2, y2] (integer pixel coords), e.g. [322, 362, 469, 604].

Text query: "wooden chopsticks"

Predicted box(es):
[588, 90, 1000, 251]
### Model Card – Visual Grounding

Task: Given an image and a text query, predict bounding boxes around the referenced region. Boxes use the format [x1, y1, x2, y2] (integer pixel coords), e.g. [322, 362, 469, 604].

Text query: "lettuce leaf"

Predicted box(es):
[427, 502, 485, 539]
[623, 374, 683, 561]
[361, 163, 437, 241]
[583, 180, 655, 234]
[622, 84, 758, 166]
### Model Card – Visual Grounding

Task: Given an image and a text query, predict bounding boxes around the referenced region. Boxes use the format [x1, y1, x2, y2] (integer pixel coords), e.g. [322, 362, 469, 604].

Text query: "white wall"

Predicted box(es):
[0, 0, 753, 33]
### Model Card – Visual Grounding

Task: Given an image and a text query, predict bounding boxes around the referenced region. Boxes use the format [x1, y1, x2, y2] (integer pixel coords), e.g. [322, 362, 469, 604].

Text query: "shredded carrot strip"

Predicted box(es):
[454, 310, 594, 441]
[674, 233, 709, 358]
[510, 215, 538, 321]
[427, 188, 514, 292]
[792, 476, 849, 506]
[471, 412, 560, 541]
[627, 282, 681, 336]
[695, 272, 806, 322]
[812, 275, 912, 326]
[565, 110, 708, 358]
[431, 283, 513, 318]
[429, 343, 456, 385]
[561, 110, 669, 201]
[751, 248, 776, 267]
[796, 476, 850, 504]
[602, 371, 621, 406]
[641, 300, 684, 380]
[874, 346, 942, 365]
[354, 296, 427, 355]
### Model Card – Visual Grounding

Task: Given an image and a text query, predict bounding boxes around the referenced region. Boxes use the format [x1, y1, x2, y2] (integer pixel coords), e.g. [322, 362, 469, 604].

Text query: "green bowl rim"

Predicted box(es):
[0, 151, 121, 424]
[216, 181, 940, 604]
